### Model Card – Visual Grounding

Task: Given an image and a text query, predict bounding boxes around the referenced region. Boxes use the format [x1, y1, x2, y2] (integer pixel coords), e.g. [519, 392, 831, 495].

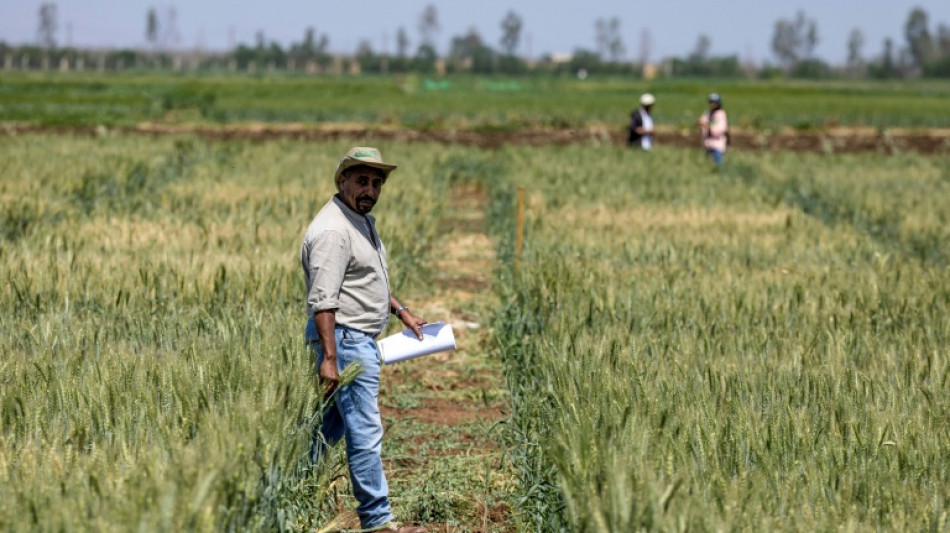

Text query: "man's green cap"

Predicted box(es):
[334, 146, 397, 186]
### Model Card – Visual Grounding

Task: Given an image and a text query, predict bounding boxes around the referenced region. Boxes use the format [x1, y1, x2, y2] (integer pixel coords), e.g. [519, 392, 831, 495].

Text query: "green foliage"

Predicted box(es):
[157, 85, 218, 118]
[790, 58, 832, 79]
[0, 136, 449, 530]
[3, 132, 949, 531]
[486, 145, 950, 531]
[4, 73, 950, 130]
[670, 55, 743, 78]
[923, 56, 950, 78]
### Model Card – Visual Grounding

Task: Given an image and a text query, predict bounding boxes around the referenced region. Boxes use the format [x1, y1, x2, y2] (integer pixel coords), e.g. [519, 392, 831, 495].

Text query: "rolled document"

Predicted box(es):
[377, 321, 456, 365]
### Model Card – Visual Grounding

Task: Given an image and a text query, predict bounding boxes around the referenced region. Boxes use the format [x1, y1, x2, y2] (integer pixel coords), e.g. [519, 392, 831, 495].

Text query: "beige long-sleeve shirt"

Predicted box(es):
[301, 195, 391, 337]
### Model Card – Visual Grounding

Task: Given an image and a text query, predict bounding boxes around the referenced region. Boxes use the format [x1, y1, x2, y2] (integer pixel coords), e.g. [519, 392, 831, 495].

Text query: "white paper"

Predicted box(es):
[377, 321, 456, 365]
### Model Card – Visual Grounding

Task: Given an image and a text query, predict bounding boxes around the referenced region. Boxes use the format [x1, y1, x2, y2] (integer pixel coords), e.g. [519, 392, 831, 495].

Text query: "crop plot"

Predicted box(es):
[1, 130, 947, 531]
[492, 144, 950, 531]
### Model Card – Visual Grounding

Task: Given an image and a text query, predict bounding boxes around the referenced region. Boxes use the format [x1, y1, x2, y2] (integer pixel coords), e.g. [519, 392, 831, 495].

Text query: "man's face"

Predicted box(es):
[339, 166, 386, 215]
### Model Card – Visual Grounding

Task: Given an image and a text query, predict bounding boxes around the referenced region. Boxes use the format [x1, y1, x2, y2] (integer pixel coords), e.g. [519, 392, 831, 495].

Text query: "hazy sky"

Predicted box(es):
[2, 0, 949, 65]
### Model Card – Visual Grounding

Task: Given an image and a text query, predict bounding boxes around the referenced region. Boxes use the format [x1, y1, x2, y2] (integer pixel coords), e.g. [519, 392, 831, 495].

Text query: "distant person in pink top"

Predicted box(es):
[697, 93, 728, 168]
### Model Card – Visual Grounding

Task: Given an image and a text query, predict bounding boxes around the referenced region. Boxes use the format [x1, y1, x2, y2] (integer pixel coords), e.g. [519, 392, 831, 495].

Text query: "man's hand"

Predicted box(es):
[319, 356, 340, 399]
[315, 310, 340, 399]
[399, 309, 427, 340]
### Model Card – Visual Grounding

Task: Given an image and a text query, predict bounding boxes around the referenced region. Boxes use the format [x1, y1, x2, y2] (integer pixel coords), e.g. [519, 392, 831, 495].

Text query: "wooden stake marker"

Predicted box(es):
[516, 186, 524, 270]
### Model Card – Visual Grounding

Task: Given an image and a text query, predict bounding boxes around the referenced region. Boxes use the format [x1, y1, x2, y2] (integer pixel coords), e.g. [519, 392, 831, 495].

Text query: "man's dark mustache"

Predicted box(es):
[358, 196, 376, 204]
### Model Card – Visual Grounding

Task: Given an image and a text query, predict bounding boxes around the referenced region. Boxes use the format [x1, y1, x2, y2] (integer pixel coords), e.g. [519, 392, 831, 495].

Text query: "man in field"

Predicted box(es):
[628, 93, 656, 150]
[301, 146, 427, 533]
[698, 92, 729, 168]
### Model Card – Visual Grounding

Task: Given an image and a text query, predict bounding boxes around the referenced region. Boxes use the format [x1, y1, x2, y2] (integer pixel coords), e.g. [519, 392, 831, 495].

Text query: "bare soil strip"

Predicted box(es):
[326, 184, 509, 531]
[4, 122, 949, 154]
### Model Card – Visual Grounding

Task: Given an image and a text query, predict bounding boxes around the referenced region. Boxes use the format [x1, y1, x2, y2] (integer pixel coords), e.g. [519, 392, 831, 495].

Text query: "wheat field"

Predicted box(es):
[2, 133, 948, 531]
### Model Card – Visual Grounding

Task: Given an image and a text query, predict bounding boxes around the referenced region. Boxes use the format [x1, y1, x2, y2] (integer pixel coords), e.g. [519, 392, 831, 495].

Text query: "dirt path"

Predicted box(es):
[5, 122, 949, 154]
[326, 184, 510, 532]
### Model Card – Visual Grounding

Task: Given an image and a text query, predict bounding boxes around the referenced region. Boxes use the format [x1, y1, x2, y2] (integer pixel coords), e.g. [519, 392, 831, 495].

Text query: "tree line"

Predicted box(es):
[5, 2, 950, 79]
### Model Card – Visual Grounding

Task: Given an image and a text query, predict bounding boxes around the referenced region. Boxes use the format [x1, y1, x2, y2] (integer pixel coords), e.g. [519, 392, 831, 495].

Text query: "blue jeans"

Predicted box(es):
[707, 149, 724, 167]
[307, 320, 394, 528]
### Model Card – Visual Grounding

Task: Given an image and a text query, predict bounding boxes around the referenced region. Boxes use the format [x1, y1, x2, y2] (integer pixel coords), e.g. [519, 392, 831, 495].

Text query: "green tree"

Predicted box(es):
[672, 36, 741, 78]
[771, 10, 818, 69]
[594, 17, 624, 62]
[869, 37, 899, 79]
[691, 34, 711, 62]
[418, 4, 440, 52]
[771, 20, 799, 66]
[266, 42, 286, 67]
[923, 23, 950, 78]
[146, 7, 159, 49]
[569, 48, 602, 73]
[36, 3, 57, 49]
[846, 28, 865, 72]
[355, 39, 381, 72]
[905, 7, 934, 69]
[937, 23, 950, 56]
[499, 10, 522, 56]
[288, 27, 329, 69]
[496, 53, 527, 74]
[396, 27, 410, 58]
[448, 27, 497, 73]
[937, 23, 950, 57]
[449, 28, 483, 60]
[413, 42, 437, 72]
[791, 58, 830, 78]
[804, 17, 819, 57]
[291, 27, 314, 63]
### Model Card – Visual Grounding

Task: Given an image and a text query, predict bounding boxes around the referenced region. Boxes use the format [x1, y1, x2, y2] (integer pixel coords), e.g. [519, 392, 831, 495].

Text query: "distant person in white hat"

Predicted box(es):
[628, 93, 656, 150]
[698, 92, 729, 168]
